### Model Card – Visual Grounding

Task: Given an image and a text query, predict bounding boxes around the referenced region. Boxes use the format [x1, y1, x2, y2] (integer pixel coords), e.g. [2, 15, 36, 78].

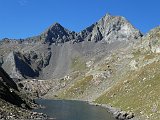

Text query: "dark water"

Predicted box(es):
[34, 99, 116, 120]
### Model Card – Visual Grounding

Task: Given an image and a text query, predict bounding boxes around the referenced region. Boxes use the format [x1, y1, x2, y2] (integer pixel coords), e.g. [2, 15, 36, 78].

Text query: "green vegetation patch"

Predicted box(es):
[143, 53, 157, 60]
[59, 75, 93, 99]
[70, 56, 86, 71]
[132, 50, 141, 58]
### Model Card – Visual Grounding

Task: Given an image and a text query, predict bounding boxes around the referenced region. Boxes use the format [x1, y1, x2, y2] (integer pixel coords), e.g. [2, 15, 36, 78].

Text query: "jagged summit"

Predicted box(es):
[97, 13, 112, 23]
[78, 14, 142, 43]
[51, 22, 62, 26]
[48, 22, 64, 29]
[0, 13, 142, 45]
[40, 22, 75, 44]
[44, 22, 68, 33]
[31, 13, 142, 44]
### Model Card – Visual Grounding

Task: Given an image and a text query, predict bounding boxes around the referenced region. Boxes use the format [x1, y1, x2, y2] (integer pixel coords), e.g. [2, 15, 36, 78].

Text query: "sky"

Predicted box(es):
[0, 0, 160, 39]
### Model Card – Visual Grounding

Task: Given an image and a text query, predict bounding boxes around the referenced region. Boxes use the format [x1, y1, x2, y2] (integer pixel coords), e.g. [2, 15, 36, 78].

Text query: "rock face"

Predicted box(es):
[143, 27, 160, 53]
[0, 14, 142, 80]
[18, 79, 55, 97]
[2, 51, 39, 79]
[42, 23, 75, 44]
[0, 66, 28, 115]
[0, 67, 24, 106]
[79, 14, 141, 43]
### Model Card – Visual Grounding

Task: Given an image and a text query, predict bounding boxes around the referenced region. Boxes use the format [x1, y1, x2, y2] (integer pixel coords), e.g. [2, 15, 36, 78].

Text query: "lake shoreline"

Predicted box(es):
[87, 101, 139, 120]
[34, 98, 140, 120]
[34, 99, 117, 120]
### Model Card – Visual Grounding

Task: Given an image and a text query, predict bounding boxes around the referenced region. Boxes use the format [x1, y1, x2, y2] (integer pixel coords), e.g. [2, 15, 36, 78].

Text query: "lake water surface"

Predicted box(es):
[34, 99, 116, 120]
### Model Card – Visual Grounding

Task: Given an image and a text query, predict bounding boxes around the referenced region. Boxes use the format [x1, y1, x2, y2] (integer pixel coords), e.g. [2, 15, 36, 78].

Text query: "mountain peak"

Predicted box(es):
[45, 22, 65, 33]
[41, 22, 73, 44]
[78, 13, 142, 43]
[49, 22, 63, 29]
[53, 22, 61, 26]
[18, 13, 142, 45]
[102, 13, 112, 19]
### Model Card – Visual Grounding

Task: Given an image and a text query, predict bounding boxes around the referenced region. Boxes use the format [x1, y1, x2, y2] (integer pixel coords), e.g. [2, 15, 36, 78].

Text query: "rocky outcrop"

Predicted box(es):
[79, 14, 142, 43]
[18, 79, 55, 97]
[0, 102, 48, 120]
[41, 22, 75, 44]
[142, 26, 160, 53]
[89, 103, 135, 120]
[1, 48, 52, 79]
[0, 66, 32, 107]
[2, 51, 39, 79]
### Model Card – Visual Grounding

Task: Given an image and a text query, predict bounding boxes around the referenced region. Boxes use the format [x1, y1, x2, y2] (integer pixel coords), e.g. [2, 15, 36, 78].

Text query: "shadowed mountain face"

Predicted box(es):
[0, 66, 49, 119]
[0, 66, 28, 107]
[0, 14, 142, 80]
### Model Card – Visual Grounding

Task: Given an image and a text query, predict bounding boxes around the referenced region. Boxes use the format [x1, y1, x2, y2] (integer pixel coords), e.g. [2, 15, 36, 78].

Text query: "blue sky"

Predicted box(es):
[0, 0, 160, 39]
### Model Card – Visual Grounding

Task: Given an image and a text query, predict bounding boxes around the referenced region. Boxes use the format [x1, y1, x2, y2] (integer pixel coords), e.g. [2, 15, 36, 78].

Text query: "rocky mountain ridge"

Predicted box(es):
[0, 14, 142, 80]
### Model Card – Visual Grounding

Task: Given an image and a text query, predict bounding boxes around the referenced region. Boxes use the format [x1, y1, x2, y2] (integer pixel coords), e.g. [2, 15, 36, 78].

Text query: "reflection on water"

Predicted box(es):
[34, 99, 116, 120]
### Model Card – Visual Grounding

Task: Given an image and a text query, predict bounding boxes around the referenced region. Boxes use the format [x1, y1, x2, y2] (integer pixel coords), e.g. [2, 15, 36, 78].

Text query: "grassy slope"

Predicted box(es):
[95, 27, 160, 120]
[95, 59, 160, 120]
[59, 75, 93, 99]
[71, 56, 86, 72]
